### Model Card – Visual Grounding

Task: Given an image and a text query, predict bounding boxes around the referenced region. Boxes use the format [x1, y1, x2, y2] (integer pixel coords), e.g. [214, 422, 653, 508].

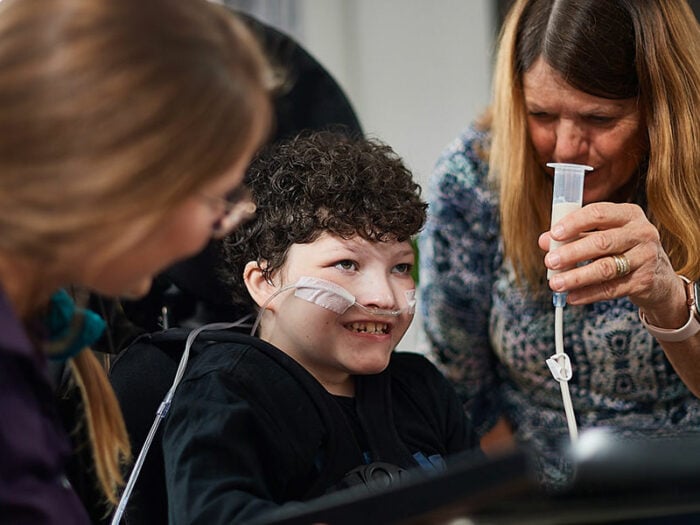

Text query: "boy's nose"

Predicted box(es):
[354, 278, 397, 310]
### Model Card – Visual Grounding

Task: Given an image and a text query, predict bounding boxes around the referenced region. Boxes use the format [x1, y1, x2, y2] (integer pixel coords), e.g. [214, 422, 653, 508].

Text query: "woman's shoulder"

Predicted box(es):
[434, 124, 491, 184]
[429, 123, 496, 213]
[424, 123, 499, 231]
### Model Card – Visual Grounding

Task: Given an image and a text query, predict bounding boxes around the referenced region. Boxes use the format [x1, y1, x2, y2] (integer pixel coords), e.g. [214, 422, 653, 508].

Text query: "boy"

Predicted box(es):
[161, 131, 480, 524]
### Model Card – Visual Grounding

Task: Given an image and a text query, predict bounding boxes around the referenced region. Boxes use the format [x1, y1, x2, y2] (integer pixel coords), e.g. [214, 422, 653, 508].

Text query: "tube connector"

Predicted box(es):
[553, 291, 568, 308]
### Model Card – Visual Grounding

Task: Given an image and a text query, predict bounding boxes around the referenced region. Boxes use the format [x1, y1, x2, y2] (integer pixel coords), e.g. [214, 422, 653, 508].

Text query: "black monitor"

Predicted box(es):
[254, 429, 700, 525]
[472, 428, 700, 525]
[252, 449, 534, 525]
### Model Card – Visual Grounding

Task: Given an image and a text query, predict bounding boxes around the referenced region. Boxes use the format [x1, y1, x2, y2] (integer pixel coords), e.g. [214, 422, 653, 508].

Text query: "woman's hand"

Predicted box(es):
[538, 202, 686, 324]
[539, 201, 700, 397]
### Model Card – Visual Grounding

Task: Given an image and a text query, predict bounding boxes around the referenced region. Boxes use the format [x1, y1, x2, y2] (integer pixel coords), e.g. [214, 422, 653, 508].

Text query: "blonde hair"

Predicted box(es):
[0, 0, 273, 505]
[0, 0, 273, 267]
[70, 351, 131, 506]
[490, 0, 700, 288]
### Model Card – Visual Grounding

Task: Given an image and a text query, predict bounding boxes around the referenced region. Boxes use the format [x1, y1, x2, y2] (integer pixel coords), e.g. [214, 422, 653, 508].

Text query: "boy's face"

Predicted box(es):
[261, 232, 416, 396]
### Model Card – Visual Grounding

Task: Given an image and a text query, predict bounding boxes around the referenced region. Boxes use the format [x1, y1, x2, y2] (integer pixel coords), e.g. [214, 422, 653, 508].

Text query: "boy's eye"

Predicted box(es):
[393, 263, 413, 274]
[334, 260, 357, 271]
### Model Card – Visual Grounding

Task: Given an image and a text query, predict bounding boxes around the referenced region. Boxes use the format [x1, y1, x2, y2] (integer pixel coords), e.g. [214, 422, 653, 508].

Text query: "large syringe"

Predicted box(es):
[546, 162, 592, 442]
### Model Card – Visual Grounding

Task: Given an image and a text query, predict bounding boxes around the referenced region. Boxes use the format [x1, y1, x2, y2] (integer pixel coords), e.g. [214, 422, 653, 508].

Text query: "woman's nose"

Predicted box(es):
[554, 120, 588, 163]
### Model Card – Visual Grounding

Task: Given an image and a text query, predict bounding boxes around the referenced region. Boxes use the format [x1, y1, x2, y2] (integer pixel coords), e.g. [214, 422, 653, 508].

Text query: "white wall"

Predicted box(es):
[249, 0, 495, 350]
[297, 0, 494, 188]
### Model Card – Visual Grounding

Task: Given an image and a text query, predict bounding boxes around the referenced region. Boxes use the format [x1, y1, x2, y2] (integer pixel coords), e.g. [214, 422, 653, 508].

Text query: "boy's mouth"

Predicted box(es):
[345, 321, 390, 335]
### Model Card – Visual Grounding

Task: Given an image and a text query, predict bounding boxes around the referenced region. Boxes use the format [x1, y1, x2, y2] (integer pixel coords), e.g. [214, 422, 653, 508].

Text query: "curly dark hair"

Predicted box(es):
[221, 130, 427, 306]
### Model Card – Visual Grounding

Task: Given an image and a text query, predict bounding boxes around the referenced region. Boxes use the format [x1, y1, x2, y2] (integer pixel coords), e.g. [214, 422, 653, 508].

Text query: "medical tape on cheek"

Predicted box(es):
[405, 289, 416, 314]
[293, 276, 417, 317]
[293, 276, 356, 314]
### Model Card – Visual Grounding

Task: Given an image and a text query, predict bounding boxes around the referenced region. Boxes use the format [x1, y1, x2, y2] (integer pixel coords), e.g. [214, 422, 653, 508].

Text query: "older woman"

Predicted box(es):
[419, 0, 700, 486]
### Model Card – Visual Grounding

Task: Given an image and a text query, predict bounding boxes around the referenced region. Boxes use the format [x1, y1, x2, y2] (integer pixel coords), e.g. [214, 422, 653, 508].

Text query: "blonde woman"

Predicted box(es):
[419, 0, 700, 487]
[0, 0, 272, 522]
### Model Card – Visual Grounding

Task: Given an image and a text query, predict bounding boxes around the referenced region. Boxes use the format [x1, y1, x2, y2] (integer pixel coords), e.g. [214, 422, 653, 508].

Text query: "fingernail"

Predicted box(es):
[547, 252, 560, 267]
[550, 276, 564, 290]
[552, 225, 565, 238]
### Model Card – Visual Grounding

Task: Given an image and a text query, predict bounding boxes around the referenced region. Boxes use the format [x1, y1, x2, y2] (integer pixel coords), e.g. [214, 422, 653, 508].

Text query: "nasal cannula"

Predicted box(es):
[545, 162, 592, 443]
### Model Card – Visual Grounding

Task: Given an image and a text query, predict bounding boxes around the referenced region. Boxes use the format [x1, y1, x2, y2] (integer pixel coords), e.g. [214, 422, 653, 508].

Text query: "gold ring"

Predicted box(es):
[611, 254, 631, 278]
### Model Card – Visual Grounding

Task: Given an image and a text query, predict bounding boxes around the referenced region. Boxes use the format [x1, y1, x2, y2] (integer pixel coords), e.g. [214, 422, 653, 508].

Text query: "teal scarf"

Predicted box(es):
[45, 289, 106, 361]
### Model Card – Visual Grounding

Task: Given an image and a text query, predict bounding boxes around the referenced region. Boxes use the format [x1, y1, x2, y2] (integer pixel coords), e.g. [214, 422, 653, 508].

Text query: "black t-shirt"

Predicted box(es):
[333, 395, 371, 461]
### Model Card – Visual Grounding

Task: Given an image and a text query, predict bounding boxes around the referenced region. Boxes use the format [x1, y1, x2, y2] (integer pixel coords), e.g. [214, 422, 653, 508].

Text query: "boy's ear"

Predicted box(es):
[243, 260, 278, 311]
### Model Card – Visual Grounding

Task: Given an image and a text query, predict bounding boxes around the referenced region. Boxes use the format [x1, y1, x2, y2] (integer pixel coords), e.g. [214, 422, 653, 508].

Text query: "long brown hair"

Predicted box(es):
[490, 0, 700, 288]
[0, 0, 273, 505]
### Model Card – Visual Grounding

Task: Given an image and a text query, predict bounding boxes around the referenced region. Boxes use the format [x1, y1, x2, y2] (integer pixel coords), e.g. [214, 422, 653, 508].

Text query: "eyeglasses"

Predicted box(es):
[199, 185, 256, 239]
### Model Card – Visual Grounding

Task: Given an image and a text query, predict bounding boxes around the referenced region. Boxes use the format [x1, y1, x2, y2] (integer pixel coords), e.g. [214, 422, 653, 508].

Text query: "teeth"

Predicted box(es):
[348, 322, 389, 334]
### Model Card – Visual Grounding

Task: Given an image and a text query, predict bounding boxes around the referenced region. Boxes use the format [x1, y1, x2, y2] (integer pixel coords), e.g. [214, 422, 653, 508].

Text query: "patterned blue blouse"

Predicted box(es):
[418, 124, 700, 486]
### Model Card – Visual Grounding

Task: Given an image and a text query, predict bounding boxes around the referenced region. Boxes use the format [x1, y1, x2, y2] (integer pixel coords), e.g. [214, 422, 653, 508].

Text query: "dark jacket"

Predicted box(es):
[159, 332, 478, 524]
[0, 289, 91, 525]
